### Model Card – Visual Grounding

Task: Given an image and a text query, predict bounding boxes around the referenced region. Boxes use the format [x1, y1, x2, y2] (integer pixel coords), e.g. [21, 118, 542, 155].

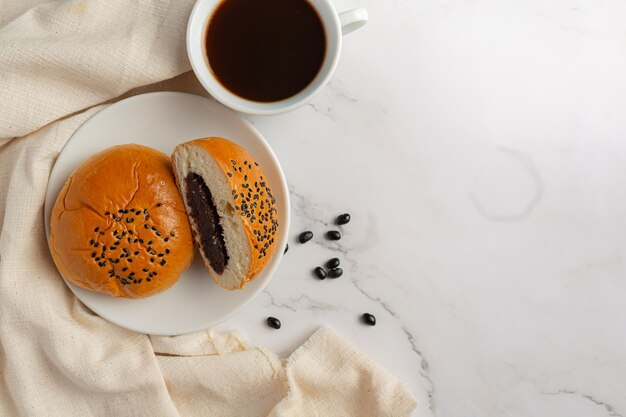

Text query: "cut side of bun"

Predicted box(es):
[172, 138, 279, 290]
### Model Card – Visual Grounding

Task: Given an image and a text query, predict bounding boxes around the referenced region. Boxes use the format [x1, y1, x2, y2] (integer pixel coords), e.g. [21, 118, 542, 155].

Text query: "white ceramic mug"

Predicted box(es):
[187, 0, 368, 115]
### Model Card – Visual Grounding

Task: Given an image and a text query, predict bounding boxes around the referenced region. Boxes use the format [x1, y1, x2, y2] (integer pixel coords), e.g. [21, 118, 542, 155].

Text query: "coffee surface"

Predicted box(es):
[206, 0, 326, 102]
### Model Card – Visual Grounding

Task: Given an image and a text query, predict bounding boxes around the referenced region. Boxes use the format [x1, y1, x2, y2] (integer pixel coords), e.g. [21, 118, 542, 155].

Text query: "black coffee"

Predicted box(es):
[206, 0, 326, 102]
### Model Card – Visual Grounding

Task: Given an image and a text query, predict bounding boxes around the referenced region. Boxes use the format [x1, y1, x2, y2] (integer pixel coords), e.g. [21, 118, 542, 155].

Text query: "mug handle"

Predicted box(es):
[338, 8, 368, 35]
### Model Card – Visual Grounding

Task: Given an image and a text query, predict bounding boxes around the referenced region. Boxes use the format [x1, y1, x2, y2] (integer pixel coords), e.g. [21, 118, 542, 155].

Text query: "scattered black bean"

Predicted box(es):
[328, 267, 343, 278]
[337, 213, 351, 225]
[314, 267, 327, 280]
[326, 258, 340, 269]
[298, 231, 313, 244]
[326, 230, 341, 240]
[267, 317, 281, 329]
[362, 313, 376, 326]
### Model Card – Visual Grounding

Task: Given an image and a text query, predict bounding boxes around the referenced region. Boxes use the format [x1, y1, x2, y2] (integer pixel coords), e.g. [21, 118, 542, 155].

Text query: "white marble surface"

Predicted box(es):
[207, 1, 626, 416]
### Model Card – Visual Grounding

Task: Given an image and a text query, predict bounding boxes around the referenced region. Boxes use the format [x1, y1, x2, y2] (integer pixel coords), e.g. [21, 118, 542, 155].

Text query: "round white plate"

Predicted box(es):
[44, 92, 290, 336]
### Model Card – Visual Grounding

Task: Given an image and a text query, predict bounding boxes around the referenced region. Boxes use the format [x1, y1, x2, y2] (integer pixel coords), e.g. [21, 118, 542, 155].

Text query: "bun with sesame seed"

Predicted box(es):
[171, 137, 279, 290]
[48, 144, 195, 298]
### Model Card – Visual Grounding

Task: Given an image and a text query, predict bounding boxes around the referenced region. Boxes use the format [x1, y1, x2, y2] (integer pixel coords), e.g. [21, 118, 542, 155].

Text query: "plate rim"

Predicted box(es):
[43, 91, 290, 336]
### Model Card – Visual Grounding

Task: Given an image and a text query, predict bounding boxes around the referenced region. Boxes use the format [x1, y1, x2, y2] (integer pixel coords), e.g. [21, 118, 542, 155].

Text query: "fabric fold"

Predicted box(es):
[0, 0, 195, 141]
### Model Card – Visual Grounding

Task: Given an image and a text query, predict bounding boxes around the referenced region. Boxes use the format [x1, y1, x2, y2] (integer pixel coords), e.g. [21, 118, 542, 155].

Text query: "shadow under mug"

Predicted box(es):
[187, 0, 368, 115]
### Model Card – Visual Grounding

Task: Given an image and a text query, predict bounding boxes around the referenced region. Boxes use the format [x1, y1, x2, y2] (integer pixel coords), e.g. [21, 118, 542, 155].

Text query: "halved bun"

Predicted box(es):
[172, 137, 279, 290]
[49, 144, 195, 298]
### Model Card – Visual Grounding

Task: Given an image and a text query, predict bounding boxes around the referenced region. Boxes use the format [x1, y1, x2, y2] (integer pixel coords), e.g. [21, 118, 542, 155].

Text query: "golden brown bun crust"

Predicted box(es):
[182, 138, 279, 284]
[49, 144, 194, 298]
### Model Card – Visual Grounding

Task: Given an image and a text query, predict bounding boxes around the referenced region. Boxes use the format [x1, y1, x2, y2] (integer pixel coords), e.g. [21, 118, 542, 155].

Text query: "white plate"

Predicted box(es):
[44, 92, 290, 336]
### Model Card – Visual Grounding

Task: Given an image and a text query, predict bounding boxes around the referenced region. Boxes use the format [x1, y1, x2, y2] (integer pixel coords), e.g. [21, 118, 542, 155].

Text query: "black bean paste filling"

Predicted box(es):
[185, 172, 229, 274]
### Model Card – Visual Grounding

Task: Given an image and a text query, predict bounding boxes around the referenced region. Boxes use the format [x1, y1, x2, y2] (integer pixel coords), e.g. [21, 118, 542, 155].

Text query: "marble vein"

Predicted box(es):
[541, 389, 622, 417]
[261, 290, 342, 313]
[305, 103, 335, 123]
[349, 276, 436, 412]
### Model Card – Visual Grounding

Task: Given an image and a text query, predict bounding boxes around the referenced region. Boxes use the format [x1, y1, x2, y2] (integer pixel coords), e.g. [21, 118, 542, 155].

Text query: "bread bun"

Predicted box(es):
[49, 144, 195, 298]
[172, 138, 279, 290]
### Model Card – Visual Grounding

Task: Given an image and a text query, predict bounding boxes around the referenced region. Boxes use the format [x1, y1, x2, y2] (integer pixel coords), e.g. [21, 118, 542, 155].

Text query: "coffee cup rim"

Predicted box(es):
[186, 0, 342, 115]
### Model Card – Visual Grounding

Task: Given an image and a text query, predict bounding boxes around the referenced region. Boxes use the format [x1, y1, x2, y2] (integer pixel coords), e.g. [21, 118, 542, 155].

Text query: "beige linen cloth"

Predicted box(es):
[0, 1, 418, 416]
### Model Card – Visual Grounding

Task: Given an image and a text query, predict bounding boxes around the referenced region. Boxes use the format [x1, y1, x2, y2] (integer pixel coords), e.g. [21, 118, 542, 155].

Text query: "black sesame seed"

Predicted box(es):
[326, 258, 340, 269]
[105, 211, 110, 216]
[148, 240, 153, 245]
[267, 317, 281, 329]
[298, 231, 313, 244]
[151, 226, 157, 231]
[150, 258, 154, 262]
[170, 232, 175, 237]
[145, 215, 149, 221]
[94, 227, 99, 232]
[146, 278, 151, 282]
[284, 243, 289, 254]
[143, 268, 149, 272]
[133, 251, 139, 255]
[157, 203, 162, 207]
[153, 272, 157, 276]
[160, 260, 166, 266]
[118, 209, 123, 213]
[362, 313, 376, 326]
[165, 249, 170, 254]
[93, 242, 100, 247]
[89, 239, 94, 245]
[122, 267, 128, 272]
[143, 209, 148, 214]
[128, 259, 133, 263]
[91, 252, 96, 258]
[326, 230, 341, 241]
[164, 237, 169, 242]
[100, 231, 105, 235]
[328, 268, 343, 279]
[122, 248, 129, 253]
[314, 267, 327, 280]
[227, 172, 232, 177]
[115, 218, 121, 222]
